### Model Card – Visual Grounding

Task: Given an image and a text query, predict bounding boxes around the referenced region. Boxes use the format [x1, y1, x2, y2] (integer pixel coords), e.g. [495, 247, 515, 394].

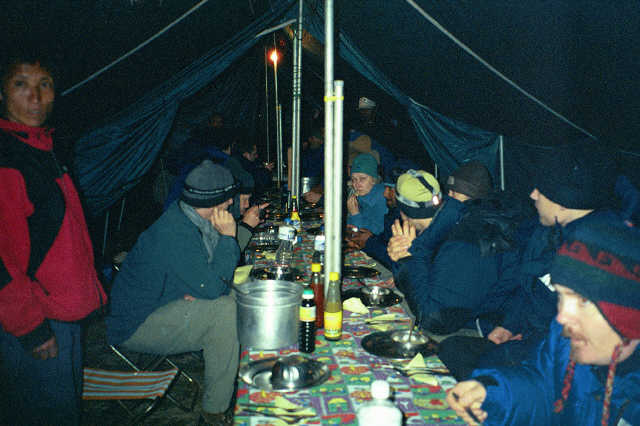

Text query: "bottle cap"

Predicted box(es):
[371, 380, 391, 399]
[302, 288, 314, 299]
[311, 263, 321, 273]
[329, 272, 339, 281]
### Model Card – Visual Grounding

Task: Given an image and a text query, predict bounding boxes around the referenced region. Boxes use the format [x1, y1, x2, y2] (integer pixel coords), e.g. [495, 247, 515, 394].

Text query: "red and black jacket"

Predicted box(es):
[0, 119, 106, 350]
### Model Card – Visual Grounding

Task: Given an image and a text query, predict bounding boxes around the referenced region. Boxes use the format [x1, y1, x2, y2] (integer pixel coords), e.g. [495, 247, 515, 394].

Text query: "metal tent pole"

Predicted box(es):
[264, 46, 270, 164]
[499, 135, 505, 190]
[290, 0, 303, 200]
[324, 0, 338, 291]
[331, 80, 344, 282]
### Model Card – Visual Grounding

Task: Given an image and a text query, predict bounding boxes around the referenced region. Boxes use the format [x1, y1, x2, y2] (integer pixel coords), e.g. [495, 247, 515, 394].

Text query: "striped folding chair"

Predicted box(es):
[109, 345, 200, 412]
[83, 367, 179, 424]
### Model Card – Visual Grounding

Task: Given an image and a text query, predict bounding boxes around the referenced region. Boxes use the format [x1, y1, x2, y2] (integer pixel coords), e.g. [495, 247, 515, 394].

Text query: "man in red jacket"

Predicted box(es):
[0, 51, 106, 425]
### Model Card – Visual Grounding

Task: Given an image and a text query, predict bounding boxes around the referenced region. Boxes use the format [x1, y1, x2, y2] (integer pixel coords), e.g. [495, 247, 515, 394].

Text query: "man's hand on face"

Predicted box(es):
[33, 336, 58, 360]
[242, 203, 269, 228]
[446, 381, 488, 426]
[211, 206, 236, 237]
[345, 228, 373, 250]
[487, 326, 522, 344]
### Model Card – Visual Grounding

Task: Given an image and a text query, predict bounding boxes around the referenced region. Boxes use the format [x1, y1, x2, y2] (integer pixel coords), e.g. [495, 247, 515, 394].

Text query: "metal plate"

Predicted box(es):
[342, 288, 402, 308]
[239, 357, 331, 391]
[248, 241, 280, 252]
[361, 330, 436, 360]
[342, 266, 380, 279]
[306, 226, 324, 236]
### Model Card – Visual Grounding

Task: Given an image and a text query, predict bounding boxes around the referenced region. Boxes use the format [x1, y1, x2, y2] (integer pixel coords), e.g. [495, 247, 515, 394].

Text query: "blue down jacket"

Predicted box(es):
[347, 183, 388, 235]
[397, 196, 521, 334]
[362, 206, 401, 270]
[473, 320, 640, 426]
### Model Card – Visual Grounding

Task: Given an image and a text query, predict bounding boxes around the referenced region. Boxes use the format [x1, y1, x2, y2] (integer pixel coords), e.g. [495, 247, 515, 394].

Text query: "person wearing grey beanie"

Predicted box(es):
[107, 158, 242, 425]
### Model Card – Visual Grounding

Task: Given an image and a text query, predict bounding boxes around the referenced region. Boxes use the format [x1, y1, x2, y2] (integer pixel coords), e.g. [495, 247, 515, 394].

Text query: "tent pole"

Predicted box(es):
[272, 34, 282, 188]
[117, 196, 126, 232]
[499, 135, 505, 190]
[102, 210, 110, 258]
[264, 46, 270, 164]
[332, 80, 344, 282]
[290, 0, 303, 200]
[324, 0, 337, 291]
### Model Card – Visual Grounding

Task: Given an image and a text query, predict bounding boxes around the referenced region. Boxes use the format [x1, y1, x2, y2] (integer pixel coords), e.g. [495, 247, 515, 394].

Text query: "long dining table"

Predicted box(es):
[233, 213, 464, 425]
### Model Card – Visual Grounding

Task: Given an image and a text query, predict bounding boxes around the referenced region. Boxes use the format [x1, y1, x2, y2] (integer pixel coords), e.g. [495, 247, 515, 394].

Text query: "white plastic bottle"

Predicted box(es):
[356, 380, 403, 426]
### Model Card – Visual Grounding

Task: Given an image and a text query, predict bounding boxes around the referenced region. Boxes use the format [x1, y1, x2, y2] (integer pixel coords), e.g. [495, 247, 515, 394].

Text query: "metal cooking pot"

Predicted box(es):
[301, 176, 320, 194]
[235, 279, 303, 350]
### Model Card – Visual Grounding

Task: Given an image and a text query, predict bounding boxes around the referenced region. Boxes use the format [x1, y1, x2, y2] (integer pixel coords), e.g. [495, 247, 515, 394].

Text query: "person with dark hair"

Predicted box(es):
[0, 51, 107, 424]
[106, 160, 240, 425]
[233, 137, 273, 197]
[447, 216, 640, 426]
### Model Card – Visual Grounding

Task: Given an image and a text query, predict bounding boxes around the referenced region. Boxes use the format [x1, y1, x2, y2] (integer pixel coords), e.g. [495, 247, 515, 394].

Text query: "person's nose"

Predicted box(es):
[556, 297, 576, 326]
[28, 85, 42, 103]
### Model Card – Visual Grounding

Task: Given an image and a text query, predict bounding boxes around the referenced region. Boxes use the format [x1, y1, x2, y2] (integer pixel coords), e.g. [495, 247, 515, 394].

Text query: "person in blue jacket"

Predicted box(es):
[438, 142, 621, 379]
[447, 216, 640, 426]
[347, 153, 387, 235]
[345, 166, 404, 269]
[106, 160, 240, 425]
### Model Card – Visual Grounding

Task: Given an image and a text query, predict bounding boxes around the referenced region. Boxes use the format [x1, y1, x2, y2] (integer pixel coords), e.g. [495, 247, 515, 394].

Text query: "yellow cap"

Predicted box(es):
[311, 263, 321, 272]
[329, 272, 340, 281]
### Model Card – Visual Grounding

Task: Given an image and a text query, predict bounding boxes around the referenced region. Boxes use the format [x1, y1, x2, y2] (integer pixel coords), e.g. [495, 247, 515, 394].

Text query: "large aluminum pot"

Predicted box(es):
[235, 279, 303, 350]
[301, 176, 320, 194]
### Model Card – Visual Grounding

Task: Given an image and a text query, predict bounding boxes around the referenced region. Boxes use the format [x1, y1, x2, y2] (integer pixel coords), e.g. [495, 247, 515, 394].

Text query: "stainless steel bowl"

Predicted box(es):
[270, 355, 320, 389]
[361, 285, 391, 305]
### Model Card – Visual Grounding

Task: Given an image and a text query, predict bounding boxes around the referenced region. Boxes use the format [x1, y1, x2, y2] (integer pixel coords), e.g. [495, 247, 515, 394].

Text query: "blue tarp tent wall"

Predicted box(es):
[72, 0, 505, 215]
[3, 1, 638, 220]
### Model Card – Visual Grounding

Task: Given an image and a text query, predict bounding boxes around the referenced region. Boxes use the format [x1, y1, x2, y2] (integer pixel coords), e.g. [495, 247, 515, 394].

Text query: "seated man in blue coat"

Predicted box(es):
[106, 160, 240, 425]
[438, 142, 620, 380]
[448, 216, 640, 426]
[389, 168, 520, 335]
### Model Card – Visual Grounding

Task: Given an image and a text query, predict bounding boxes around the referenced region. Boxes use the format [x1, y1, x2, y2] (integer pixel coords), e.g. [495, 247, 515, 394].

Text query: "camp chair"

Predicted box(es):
[83, 367, 178, 424]
[108, 344, 200, 412]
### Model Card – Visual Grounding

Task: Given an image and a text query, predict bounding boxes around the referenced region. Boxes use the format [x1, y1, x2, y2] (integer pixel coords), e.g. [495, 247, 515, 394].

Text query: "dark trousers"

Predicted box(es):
[438, 333, 545, 381]
[0, 320, 82, 426]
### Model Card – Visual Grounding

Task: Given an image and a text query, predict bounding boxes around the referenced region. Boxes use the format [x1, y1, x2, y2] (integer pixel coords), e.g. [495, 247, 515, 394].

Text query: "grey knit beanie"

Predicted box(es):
[181, 160, 237, 207]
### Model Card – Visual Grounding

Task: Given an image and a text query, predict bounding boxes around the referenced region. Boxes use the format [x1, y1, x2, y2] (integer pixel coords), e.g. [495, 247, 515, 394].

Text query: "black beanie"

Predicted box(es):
[534, 141, 615, 210]
[181, 160, 237, 207]
[446, 160, 492, 199]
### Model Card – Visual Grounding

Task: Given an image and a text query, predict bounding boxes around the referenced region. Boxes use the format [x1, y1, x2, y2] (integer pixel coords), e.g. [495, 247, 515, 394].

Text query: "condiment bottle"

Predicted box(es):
[290, 195, 301, 231]
[324, 272, 342, 341]
[310, 263, 324, 328]
[356, 380, 403, 425]
[312, 234, 325, 270]
[299, 288, 316, 353]
[275, 225, 295, 266]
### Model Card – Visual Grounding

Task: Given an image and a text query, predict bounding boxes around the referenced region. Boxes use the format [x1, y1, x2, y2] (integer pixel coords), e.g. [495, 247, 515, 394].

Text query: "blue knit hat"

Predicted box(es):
[181, 159, 237, 207]
[351, 153, 379, 179]
[534, 141, 615, 209]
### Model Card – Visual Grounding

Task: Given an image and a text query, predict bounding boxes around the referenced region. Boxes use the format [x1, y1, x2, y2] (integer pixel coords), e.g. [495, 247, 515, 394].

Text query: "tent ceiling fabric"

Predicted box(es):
[2, 0, 638, 148]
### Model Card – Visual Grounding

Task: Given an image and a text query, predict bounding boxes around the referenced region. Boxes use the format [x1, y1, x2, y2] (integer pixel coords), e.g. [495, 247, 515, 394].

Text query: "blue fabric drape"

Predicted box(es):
[300, 2, 500, 184]
[74, 0, 296, 214]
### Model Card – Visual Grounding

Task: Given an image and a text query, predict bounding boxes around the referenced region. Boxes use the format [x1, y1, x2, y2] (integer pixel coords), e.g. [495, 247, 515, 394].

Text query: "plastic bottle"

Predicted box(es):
[299, 288, 316, 353]
[324, 272, 342, 341]
[309, 263, 324, 328]
[356, 380, 403, 426]
[290, 195, 302, 231]
[312, 234, 325, 270]
[275, 225, 295, 266]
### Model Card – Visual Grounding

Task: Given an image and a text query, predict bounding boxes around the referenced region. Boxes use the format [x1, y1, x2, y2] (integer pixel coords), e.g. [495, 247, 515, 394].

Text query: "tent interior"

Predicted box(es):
[2, 0, 639, 260]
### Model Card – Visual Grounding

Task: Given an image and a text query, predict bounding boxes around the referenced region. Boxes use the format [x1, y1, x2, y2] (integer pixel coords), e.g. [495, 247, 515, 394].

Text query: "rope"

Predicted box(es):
[61, 0, 211, 96]
[404, 0, 596, 140]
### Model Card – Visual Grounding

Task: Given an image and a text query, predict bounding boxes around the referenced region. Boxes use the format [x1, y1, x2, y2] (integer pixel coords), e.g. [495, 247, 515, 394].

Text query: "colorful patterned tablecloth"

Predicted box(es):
[234, 221, 464, 425]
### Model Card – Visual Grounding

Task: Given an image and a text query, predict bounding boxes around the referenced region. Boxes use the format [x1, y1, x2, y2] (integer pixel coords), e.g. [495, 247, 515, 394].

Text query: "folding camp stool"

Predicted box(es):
[82, 367, 178, 424]
[109, 344, 200, 412]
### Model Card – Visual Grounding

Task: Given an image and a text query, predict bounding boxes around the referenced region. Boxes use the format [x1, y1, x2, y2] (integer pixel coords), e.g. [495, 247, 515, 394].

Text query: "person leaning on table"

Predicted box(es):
[447, 216, 640, 426]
